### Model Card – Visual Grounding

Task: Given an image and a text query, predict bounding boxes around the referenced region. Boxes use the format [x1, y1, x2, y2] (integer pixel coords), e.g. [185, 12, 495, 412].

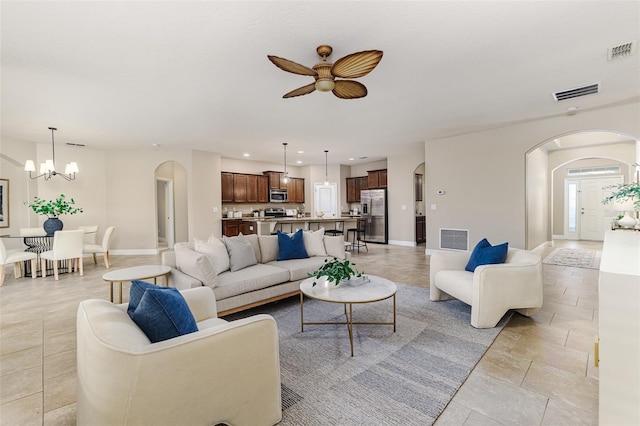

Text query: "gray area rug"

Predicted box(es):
[543, 247, 602, 269]
[225, 283, 509, 425]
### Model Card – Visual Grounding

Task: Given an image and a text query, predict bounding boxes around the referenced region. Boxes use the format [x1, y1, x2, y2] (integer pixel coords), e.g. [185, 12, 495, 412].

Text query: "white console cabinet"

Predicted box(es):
[598, 230, 640, 425]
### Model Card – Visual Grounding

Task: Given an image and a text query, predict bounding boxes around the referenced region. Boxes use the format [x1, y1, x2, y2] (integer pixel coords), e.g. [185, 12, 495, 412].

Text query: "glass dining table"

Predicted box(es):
[1, 230, 96, 277]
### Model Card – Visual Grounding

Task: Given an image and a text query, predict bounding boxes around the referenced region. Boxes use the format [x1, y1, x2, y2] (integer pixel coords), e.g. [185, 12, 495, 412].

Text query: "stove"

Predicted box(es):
[264, 208, 286, 218]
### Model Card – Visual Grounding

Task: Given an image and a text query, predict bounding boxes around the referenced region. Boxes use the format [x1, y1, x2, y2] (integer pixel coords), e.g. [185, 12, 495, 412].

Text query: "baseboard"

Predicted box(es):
[388, 240, 416, 247]
[110, 249, 159, 256]
[552, 234, 565, 240]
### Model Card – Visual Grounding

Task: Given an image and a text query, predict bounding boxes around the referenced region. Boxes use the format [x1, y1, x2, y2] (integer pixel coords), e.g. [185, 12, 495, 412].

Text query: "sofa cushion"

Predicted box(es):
[267, 256, 332, 281]
[277, 229, 308, 261]
[465, 238, 509, 272]
[213, 264, 291, 301]
[434, 270, 474, 305]
[223, 234, 258, 272]
[194, 237, 230, 275]
[259, 235, 279, 263]
[174, 245, 218, 287]
[129, 286, 198, 343]
[303, 227, 327, 257]
[324, 235, 346, 259]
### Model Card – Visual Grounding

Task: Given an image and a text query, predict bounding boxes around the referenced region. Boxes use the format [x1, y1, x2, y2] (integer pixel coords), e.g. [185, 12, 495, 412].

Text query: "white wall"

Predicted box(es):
[526, 148, 549, 247]
[425, 101, 640, 251]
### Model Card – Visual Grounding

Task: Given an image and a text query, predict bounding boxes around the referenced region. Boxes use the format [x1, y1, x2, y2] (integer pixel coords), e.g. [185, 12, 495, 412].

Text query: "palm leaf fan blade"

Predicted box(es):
[332, 80, 367, 99]
[267, 55, 317, 76]
[283, 83, 317, 98]
[331, 50, 383, 79]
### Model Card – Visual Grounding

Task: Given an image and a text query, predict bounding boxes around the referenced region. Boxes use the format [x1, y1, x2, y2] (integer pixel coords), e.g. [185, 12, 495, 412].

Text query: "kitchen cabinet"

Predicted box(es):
[233, 174, 247, 202]
[222, 219, 241, 237]
[221, 172, 269, 203]
[264, 171, 284, 190]
[416, 216, 426, 244]
[346, 176, 370, 203]
[291, 178, 305, 203]
[221, 172, 234, 202]
[368, 169, 387, 189]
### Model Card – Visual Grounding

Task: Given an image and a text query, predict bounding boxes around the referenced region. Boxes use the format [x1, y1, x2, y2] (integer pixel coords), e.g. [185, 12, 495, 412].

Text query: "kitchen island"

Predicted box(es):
[222, 216, 360, 237]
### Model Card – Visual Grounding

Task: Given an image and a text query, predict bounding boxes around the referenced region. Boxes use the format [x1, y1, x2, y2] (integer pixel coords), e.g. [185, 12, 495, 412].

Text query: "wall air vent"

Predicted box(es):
[608, 40, 637, 60]
[439, 228, 468, 251]
[552, 83, 599, 102]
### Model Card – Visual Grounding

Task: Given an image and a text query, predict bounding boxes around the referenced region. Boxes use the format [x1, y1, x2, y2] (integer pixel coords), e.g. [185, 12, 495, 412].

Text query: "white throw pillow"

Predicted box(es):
[241, 233, 262, 264]
[303, 227, 326, 257]
[222, 235, 258, 272]
[259, 235, 279, 263]
[174, 244, 218, 288]
[194, 237, 230, 275]
[324, 235, 346, 259]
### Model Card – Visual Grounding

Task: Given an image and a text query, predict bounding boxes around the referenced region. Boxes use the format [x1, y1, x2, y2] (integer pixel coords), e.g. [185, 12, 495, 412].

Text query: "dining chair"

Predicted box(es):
[19, 227, 45, 237]
[40, 230, 84, 280]
[0, 239, 38, 286]
[78, 225, 99, 245]
[83, 226, 115, 268]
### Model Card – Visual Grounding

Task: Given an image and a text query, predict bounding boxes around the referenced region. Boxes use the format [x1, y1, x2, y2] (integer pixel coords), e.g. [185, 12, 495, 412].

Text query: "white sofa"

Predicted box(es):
[76, 286, 282, 426]
[162, 231, 349, 316]
[429, 248, 543, 328]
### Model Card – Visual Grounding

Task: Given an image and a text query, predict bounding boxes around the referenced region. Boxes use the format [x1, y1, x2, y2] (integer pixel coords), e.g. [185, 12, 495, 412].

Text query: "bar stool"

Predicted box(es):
[324, 220, 344, 236]
[350, 219, 368, 253]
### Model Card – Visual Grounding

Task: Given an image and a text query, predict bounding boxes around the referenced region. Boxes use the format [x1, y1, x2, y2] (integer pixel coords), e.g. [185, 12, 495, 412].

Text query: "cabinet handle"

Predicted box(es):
[594, 336, 599, 368]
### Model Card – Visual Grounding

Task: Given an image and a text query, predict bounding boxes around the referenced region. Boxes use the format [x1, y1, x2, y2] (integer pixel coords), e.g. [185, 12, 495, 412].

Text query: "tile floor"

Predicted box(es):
[0, 240, 600, 425]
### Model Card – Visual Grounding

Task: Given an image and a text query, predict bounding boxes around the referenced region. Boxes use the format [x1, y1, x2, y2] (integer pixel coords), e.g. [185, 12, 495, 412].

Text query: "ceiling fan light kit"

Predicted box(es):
[268, 44, 383, 99]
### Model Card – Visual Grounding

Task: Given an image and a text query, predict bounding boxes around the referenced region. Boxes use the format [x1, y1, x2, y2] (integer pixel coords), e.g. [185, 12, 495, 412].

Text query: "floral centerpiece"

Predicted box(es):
[308, 258, 365, 287]
[25, 194, 83, 235]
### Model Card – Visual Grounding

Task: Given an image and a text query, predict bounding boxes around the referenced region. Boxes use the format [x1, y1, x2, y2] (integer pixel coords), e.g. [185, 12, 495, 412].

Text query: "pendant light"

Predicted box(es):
[281, 142, 290, 184]
[24, 127, 78, 181]
[324, 150, 329, 185]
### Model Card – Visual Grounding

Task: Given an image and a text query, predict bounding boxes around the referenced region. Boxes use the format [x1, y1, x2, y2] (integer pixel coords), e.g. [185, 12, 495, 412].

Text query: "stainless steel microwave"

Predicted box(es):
[269, 189, 288, 203]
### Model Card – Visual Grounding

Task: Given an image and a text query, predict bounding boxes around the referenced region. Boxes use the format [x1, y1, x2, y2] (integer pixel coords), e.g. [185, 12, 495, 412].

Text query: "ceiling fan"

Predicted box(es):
[267, 45, 383, 99]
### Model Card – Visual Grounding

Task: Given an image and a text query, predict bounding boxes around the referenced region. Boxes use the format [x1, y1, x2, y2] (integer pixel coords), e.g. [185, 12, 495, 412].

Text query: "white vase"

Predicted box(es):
[618, 211, 636, 228]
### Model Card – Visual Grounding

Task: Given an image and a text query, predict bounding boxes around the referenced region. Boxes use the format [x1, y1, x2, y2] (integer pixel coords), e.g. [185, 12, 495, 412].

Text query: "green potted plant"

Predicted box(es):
[308, 258, 366, 287]
[25, 194, 83, 235]
[602, 181, 640, 228]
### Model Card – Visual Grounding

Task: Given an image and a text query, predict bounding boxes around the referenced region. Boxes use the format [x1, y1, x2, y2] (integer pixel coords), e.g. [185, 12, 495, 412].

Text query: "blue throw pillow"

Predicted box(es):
[129, 287, 198, 343]
[465, 239, 509, 272]
[277, 229, 309, 261]
[127, 280, 174, 317]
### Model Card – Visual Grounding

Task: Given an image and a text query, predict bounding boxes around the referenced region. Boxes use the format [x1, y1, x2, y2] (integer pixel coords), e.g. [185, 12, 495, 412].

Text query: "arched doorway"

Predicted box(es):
[155, 161, 188, 250]
[526, 131, 638, 248]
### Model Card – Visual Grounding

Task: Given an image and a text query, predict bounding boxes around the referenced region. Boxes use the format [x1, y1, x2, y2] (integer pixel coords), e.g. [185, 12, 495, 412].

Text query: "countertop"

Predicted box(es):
[222, 216, 360, 222]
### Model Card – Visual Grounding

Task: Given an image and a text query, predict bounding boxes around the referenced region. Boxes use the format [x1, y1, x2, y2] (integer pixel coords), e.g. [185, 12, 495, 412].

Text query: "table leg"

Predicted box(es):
[119, 282, 123, 304]
[348, 303, 354, 357]
[393, 294, 397, 332]
[300, 293, 305, 332]
[109, 282, 114, 302]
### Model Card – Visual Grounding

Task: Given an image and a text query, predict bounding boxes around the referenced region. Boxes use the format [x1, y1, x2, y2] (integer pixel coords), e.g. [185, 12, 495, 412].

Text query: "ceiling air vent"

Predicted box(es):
[608, 40, 637, 60]
[553, 83, 599, 102]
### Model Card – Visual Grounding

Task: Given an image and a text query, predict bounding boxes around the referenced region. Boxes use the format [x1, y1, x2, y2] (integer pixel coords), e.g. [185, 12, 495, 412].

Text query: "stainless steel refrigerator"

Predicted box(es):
[360, 189, 388, 244]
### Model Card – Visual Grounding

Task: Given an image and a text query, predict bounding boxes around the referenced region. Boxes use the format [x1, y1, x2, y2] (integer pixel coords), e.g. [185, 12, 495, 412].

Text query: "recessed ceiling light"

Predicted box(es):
[152, 143, 160, 147]
[296, 160, 302, 164]
[297, 151, 304, 154]
[348, 158, 354, 161]
[243, 153, 250, 157]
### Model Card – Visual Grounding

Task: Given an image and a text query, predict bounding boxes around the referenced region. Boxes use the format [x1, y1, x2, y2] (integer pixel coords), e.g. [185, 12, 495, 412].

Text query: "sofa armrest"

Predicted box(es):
[181, 287, 218, 321]
[167, 267, 203, 290]
[161, 250, 176, 268]
[473, 257, 543, 306]
[78, 312, 281, 426]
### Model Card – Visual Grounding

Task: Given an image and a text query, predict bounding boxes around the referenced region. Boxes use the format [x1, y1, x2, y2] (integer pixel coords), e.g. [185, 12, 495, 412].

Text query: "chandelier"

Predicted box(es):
[324, 150, 329, 185]
[24, 127, 78, 181]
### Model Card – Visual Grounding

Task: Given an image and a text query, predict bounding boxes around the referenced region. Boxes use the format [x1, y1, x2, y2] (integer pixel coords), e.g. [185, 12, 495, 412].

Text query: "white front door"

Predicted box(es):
[565, 176, 622, 241]
[314, 183, 337, 218]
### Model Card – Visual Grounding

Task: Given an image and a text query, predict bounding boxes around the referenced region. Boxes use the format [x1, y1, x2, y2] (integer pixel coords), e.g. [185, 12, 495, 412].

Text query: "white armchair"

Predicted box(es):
[76, 286, 282, 426]
[430, 248, 543, 328]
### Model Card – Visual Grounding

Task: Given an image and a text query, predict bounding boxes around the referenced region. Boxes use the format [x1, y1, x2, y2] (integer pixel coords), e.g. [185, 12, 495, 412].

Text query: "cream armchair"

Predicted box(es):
[430, 248, 543, 328]
[77, 286, 282, 426]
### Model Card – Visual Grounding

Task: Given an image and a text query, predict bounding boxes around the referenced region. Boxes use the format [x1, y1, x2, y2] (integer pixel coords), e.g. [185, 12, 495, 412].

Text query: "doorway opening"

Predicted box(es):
[414, 163, 425, 244]
[155, 161, 188, 252]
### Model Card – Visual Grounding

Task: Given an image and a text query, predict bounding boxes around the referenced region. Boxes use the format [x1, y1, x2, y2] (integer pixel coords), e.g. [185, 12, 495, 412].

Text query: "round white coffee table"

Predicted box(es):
[102, 264, 171, 303]
[299, 275, 397, 357]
